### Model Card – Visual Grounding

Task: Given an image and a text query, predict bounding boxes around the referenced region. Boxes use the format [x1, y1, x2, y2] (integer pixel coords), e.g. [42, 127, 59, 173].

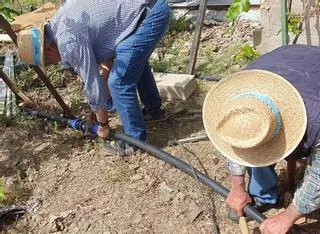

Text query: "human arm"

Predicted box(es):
[100, 60, 113, 100]
[260, 146, 320, 233]
[226, 160, 252, 216]
[57, 32, 111, 138]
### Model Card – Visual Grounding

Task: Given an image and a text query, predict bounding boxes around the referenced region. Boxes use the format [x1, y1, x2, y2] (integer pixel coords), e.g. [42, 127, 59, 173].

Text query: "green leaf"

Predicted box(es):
[235, 44, 260, 63]
[241, 0, 250, 12]
[0, 181, 6, 202]
[6, 7, 20, 16]
[226, 0, 251, 22]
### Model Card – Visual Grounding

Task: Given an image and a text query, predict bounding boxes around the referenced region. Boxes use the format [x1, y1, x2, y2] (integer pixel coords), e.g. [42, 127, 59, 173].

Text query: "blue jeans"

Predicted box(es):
[248, 166, 279, 205]
[108, 0, 170, 141]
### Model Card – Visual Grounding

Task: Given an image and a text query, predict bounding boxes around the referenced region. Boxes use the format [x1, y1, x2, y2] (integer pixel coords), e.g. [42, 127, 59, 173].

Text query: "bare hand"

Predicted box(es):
[97, 125, 110, 138]
[226, 188, 252, 216]
[260, 205, 302, 234]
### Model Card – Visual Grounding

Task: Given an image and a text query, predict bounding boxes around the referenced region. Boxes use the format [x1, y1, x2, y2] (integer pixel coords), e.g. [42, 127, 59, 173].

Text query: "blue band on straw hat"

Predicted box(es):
[31, 28, 41, 66]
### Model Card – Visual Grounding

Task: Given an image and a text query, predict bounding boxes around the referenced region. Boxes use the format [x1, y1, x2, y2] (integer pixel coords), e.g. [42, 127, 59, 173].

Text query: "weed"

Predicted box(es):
[196, 44, 259, 77]
[105, 161, 134, 182]
[15, 67, 38, 91]
[196, 46, 242, 77]
[70, 89, 84, 109]
[0, 179, 6, 203]
[226, 0, 250, 23]
[84, 139, 94, 152]
[234, 44, 260, 63]
[168, 16, 193, 34]
[287, 13, 303, 36]
[150, 34, 191, 73]
[50, 121, 59, 132]
[0, 0, 20, 22]
[47, 65, 66, 88]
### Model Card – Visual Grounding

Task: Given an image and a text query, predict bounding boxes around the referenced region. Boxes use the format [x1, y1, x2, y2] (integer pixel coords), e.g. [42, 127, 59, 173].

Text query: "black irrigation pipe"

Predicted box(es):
[23, 108, 266, 223]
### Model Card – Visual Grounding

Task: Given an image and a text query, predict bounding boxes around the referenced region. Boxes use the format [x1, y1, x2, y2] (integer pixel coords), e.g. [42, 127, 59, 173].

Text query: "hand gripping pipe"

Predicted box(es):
[23, 108, 266, 223]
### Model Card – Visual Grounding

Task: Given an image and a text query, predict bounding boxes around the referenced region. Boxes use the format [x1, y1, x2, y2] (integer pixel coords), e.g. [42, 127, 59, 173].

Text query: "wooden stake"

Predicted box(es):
[187, 0, 208, 75]
[0, 70, 35, 108]
[239, 216, 250, 234]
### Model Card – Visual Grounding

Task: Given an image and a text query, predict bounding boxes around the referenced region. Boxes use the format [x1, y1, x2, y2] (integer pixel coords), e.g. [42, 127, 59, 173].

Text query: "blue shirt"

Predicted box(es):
[48, 0, 156, 110]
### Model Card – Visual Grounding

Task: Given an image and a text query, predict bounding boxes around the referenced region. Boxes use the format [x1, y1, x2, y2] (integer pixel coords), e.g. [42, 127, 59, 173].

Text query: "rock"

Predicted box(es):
[159, 182, 176, 203]
[187, 201, 203, 222]
[130, 174, 143, 182]
[179, 48, 190, 56]
[69, 161, 81, 171]
[206, 10, 228, 22]
[159, 182, 174, 193]
[129, 164, 140, 171]
[34, 142, 51, 153]
[229, 64, 241, 73]
[150, 51, 159, 61]
[204, 19, 217, 26]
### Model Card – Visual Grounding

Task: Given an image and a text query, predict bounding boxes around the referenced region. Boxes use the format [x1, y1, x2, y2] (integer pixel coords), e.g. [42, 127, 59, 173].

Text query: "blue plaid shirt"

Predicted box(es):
[47, 0, 156, 111]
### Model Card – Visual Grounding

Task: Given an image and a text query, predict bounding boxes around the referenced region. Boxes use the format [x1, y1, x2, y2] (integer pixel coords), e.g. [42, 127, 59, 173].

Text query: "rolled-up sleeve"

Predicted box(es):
[228, 160, 247, 176]
[292, 146, 320, 214]
[57, 31, 109, 111]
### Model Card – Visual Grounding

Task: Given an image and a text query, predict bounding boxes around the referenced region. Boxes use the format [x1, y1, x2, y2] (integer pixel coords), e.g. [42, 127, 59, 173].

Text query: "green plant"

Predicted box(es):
[15, 67, 39, 90]
[0, 179, 6, 203]
[168, 16, 192, 34]
[0, 0, 20, 22]
[287, 13, 303, 35]
[196, 46, 241, 76]
[235, 44, 260, 63]
[70, 90, 84, 109]
[47, 65, 67, 88]
[226, 0, 250, 23]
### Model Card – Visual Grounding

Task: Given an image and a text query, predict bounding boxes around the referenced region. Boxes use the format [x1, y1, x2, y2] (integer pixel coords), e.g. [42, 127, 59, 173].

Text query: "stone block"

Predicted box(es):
[154, 73, 196, 101]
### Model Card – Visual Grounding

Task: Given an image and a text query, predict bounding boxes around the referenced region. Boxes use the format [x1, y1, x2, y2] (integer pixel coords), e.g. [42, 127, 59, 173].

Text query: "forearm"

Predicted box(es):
[95, 108, 109, 125]
[231, 175, 246, 191]
[100, 60, 113, 99]
[284, 204, 303, 223]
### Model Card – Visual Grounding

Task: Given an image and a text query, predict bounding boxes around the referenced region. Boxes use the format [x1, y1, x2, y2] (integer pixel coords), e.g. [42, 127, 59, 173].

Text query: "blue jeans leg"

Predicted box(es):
[108, 0, 170, 140]
[248, 165, 278, 204]
[137, 62, 162, 116]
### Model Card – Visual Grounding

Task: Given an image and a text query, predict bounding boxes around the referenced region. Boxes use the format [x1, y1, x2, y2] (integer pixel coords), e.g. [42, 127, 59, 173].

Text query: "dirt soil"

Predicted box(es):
[1, 22, 320, 234]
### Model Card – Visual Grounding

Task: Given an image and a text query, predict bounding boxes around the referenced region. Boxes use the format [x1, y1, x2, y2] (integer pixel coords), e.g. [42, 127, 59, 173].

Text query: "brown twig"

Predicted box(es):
[176, 140, 220, 234]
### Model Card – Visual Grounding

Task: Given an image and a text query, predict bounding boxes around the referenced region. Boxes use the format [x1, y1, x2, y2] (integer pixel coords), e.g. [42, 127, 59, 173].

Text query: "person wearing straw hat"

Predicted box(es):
[17, 0, 170, 156]
[203, 44, 320, 233]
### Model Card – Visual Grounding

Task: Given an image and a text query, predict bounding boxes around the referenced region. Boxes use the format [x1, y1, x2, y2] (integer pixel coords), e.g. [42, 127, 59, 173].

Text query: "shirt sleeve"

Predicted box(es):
[57, 31, 109, 111]
[292, 145, 320, 214]
[228, 160, 247, 176]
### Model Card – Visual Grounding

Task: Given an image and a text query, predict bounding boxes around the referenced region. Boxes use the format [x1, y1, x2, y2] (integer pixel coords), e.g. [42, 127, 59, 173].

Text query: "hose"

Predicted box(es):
[23, 108, 266, 223]
[113, 131, 266, 223]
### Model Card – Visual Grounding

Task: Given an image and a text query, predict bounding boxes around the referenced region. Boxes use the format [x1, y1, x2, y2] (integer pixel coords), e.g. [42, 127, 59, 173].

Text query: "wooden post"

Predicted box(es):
[187, 0, 208, 75]
[280, 0, 288, 45]
[286, 158, 296, 192]
[0, 15, 74, 117]
[0, 70, 35, 107]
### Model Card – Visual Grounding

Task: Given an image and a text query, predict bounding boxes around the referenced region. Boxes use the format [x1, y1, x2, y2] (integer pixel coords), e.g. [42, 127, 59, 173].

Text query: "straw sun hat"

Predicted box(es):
[17, 24, 45, 67]
[203, 69, 307, 167]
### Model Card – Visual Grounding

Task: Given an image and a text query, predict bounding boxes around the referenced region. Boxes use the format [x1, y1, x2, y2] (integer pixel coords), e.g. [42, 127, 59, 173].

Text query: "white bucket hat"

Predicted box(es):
[203, 69, 307, 167]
